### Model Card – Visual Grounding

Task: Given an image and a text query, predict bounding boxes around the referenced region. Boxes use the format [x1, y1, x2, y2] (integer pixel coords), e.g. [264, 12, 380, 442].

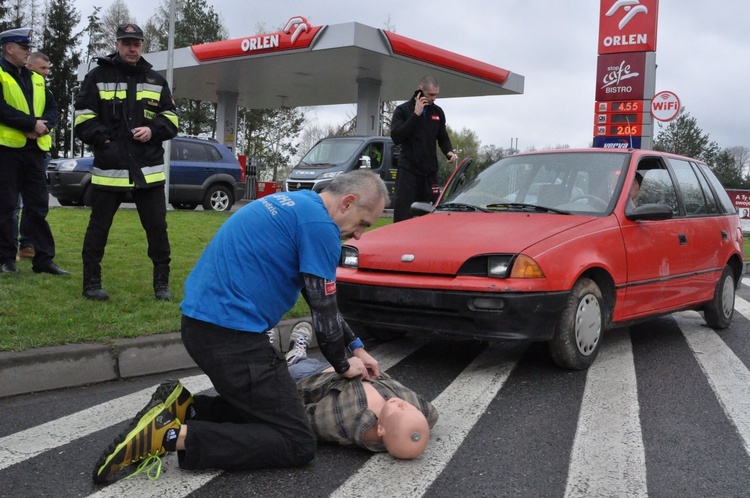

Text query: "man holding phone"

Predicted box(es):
[390, 75, 456, 222]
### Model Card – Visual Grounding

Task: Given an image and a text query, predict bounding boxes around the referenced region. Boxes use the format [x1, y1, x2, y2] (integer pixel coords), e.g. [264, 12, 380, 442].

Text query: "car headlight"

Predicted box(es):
[459, 254, 545, 279]
[487, 255, 513, 277]
[509, 254, 545, 278]
[321, 171, 343, 179]
[56, 160, 79, 171]
[339, 246, 359, 268]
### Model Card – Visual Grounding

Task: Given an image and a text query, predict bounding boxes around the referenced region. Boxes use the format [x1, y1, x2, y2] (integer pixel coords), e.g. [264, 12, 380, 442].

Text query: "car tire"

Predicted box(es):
[704, 265, 735, 329]
[364, 326, 407, 343]
[548, 277, 603, 370]
[203, 184, 233, 212]
[172, 203, 197, 210]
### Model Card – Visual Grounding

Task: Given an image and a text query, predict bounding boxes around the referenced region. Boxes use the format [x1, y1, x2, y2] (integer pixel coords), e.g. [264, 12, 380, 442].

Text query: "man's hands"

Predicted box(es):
[353, 348, 379, 378]
[414, 93, 428, 116]
[341, 348, 380, 380]
[25, 119, 49, 139]
[131, 126, 152, 142]
[447, 151, 458, 164]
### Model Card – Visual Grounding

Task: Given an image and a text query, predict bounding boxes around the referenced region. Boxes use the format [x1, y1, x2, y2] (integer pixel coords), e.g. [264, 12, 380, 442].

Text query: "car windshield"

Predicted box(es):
[300, 139, 364, 167]
[440, 151, 631, 215]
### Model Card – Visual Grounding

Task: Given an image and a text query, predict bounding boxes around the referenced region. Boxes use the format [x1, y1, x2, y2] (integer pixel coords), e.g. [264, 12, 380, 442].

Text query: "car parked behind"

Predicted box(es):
[336, 148, 744, 370]
[47, 136, 246, 212]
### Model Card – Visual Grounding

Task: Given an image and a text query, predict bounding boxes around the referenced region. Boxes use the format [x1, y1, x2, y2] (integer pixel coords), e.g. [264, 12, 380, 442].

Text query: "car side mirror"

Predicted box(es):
[410, 201, 434, 217]
[359, 156, 371, 169]
[625, 203, 673, 221]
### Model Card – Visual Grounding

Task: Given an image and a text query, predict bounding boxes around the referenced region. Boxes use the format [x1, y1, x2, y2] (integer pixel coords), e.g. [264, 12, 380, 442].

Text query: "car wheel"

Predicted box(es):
[364, 326, 407, 342]
[172, 203, 197, 210]
[203, 185, 233, 212]
[704, 265, 735, 329]
[548, 277, 604, 370]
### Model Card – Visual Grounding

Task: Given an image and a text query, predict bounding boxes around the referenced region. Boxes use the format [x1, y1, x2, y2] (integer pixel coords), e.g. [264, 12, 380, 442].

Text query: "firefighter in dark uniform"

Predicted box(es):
[0, 28, 68, 276]
[74, 23, 179, 301]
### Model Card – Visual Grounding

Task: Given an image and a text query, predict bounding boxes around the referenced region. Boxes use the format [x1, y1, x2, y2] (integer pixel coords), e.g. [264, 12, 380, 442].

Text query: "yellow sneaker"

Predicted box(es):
[151, 380, 195, 423]
[92, 404, 180, 483]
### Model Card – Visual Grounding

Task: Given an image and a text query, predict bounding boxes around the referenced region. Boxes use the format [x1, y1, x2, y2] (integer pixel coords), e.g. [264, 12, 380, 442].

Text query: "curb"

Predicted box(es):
[0, 317, 314, 399]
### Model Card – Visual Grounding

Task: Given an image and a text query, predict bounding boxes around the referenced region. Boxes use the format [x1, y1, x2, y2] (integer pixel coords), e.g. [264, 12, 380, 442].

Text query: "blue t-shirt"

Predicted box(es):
[181, 190, 341, 332]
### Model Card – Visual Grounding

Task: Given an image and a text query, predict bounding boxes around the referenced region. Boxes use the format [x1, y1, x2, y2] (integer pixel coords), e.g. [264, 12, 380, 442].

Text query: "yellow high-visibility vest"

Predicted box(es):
[0, 68, 52, 151]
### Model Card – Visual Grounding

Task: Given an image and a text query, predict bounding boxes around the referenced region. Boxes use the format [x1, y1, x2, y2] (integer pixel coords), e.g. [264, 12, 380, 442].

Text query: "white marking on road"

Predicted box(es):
[679, 311, 750, 457]
[741, 277, 750, 288]
[85, 338, 429, 497]
[330, 345, 518, 498]
[564, 330, 647, 498]
[733, 295, 750, 321]
[0, 374, 214, 472]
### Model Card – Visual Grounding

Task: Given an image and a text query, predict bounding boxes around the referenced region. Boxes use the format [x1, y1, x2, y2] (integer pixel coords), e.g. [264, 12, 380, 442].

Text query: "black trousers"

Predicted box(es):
[81, 186, 170, 266]
[393, 168, 439, 222]
[179, 315, 316, 470]
[0, 147, 56, 267]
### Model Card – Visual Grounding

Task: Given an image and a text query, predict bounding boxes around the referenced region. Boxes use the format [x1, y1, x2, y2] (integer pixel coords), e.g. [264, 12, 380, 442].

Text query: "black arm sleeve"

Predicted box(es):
[301, 273, 354, 375]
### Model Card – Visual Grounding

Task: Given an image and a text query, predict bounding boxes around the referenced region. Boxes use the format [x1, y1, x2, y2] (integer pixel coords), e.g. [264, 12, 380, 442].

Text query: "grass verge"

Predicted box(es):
[0, 206, 391, 352]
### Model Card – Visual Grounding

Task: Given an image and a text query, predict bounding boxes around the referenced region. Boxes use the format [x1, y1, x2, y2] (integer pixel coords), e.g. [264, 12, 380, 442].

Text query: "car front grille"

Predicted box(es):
[286, 181, 315, 192]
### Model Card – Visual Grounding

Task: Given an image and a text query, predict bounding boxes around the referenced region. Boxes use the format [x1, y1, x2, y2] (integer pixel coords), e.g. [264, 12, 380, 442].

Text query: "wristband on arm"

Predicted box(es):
[347, 337, 364, 352]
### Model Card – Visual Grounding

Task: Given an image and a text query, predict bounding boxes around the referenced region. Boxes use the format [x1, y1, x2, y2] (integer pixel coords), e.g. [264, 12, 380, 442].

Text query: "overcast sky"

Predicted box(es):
[73, 0, 749, 153]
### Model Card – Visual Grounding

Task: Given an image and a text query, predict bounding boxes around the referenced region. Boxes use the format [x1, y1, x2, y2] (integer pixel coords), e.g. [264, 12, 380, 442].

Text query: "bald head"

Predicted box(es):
[378, 402, 431, 459]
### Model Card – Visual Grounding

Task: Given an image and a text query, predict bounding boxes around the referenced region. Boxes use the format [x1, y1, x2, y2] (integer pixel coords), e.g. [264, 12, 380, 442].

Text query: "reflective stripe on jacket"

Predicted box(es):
[0, 69, 52, 150]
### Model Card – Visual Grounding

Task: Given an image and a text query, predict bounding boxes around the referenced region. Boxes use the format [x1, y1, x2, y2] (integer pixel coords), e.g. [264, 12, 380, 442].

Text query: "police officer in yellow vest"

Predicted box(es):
[74, 23, 178, 301]
[0, 28, 69, 275]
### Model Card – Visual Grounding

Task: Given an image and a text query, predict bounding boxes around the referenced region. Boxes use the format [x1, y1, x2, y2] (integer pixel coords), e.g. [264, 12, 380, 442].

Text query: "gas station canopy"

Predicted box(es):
[78, 17, 524, 147]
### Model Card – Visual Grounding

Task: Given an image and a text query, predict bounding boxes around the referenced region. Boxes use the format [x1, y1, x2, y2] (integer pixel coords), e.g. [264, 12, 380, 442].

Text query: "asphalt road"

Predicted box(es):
[2, 283, 750, 497]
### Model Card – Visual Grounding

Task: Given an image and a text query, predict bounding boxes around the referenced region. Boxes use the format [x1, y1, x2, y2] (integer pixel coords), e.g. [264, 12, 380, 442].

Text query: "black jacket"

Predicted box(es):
[74, 53, 178, 189]
[390, 94, 453, 175]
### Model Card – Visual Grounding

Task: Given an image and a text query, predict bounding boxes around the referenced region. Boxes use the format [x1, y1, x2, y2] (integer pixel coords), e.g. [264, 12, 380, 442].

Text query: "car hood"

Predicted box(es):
[348, 212, 596, 274]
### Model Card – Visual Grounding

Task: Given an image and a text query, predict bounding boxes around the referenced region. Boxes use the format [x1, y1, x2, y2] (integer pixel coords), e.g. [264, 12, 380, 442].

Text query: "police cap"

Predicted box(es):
[0, 28, 33, 47]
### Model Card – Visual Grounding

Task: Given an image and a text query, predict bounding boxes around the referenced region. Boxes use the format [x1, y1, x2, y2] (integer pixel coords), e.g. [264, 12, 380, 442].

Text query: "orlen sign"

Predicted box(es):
[598, 0, 659, 54]
[595, 52, 647, 101]
[191, 16, 324, 62]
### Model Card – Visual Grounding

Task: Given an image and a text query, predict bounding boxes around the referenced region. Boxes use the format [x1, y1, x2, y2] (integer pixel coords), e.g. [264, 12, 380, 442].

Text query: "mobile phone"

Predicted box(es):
[131, 128, 137, 135]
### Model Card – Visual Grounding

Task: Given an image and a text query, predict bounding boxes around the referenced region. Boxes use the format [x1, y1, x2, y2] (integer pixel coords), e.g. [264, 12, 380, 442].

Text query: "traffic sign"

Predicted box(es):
[651, 91, 680, 122]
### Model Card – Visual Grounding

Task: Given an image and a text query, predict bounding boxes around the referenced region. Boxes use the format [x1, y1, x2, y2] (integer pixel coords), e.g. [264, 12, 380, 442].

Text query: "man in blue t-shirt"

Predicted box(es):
[92, 170, 390, 482]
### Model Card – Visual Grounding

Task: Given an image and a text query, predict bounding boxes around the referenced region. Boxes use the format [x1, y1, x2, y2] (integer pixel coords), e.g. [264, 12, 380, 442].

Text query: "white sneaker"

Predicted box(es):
[285, 322, 313, 364]
[266, 328, 277, 346]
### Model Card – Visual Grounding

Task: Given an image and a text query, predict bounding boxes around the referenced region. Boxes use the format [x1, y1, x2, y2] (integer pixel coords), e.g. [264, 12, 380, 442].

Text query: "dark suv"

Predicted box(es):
[46, 136, 246, 212]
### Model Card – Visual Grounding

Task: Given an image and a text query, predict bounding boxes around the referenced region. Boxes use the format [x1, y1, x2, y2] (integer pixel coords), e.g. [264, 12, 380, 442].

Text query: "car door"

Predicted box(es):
[618, 158, 695, 318]
[169, 140, 214, 200]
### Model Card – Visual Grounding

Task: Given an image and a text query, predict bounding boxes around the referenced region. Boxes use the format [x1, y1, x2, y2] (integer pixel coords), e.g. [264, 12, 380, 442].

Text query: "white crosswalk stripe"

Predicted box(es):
[331, 346, 519, 498]
[680, 310, 750, 457]
[565, 329, 647, 498]
[2, 304, 750, 497]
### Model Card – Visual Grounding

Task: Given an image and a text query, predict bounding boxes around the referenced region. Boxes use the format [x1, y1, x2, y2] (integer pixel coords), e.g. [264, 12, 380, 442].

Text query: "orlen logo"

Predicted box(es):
[241, 17, 311, 52]
[606, 0, 648, 30]
[598, 0, 658, 54]
[191, 16, 323, 62]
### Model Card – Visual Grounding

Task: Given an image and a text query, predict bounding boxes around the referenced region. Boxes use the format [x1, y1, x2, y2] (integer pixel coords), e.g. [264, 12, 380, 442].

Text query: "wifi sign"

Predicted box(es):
[650, 90, 681, 122]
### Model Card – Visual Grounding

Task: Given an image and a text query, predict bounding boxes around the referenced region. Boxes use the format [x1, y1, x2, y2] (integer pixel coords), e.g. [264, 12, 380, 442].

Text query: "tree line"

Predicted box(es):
[1, 0, 746, 186]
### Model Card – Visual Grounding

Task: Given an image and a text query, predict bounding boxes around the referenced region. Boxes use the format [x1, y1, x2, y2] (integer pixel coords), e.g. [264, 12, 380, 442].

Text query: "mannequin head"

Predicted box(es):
[376, 397, 430, 459]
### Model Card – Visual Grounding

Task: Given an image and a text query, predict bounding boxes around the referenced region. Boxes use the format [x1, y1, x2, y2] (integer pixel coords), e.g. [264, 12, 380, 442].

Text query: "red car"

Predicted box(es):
[336, 149, 745, 370]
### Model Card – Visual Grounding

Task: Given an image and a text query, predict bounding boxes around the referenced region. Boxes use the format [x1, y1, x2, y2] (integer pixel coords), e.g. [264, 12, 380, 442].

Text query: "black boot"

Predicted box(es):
[154, 264, 172, 301]
[83, 263, 109, 301]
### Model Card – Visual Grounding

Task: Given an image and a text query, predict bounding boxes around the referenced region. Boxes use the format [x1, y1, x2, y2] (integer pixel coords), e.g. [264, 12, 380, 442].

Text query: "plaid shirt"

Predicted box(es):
[296, 371, 439, 452]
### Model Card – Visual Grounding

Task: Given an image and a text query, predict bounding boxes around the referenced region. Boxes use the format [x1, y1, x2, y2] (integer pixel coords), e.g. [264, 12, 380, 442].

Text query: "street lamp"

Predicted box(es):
[69, 85, 79, 158]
